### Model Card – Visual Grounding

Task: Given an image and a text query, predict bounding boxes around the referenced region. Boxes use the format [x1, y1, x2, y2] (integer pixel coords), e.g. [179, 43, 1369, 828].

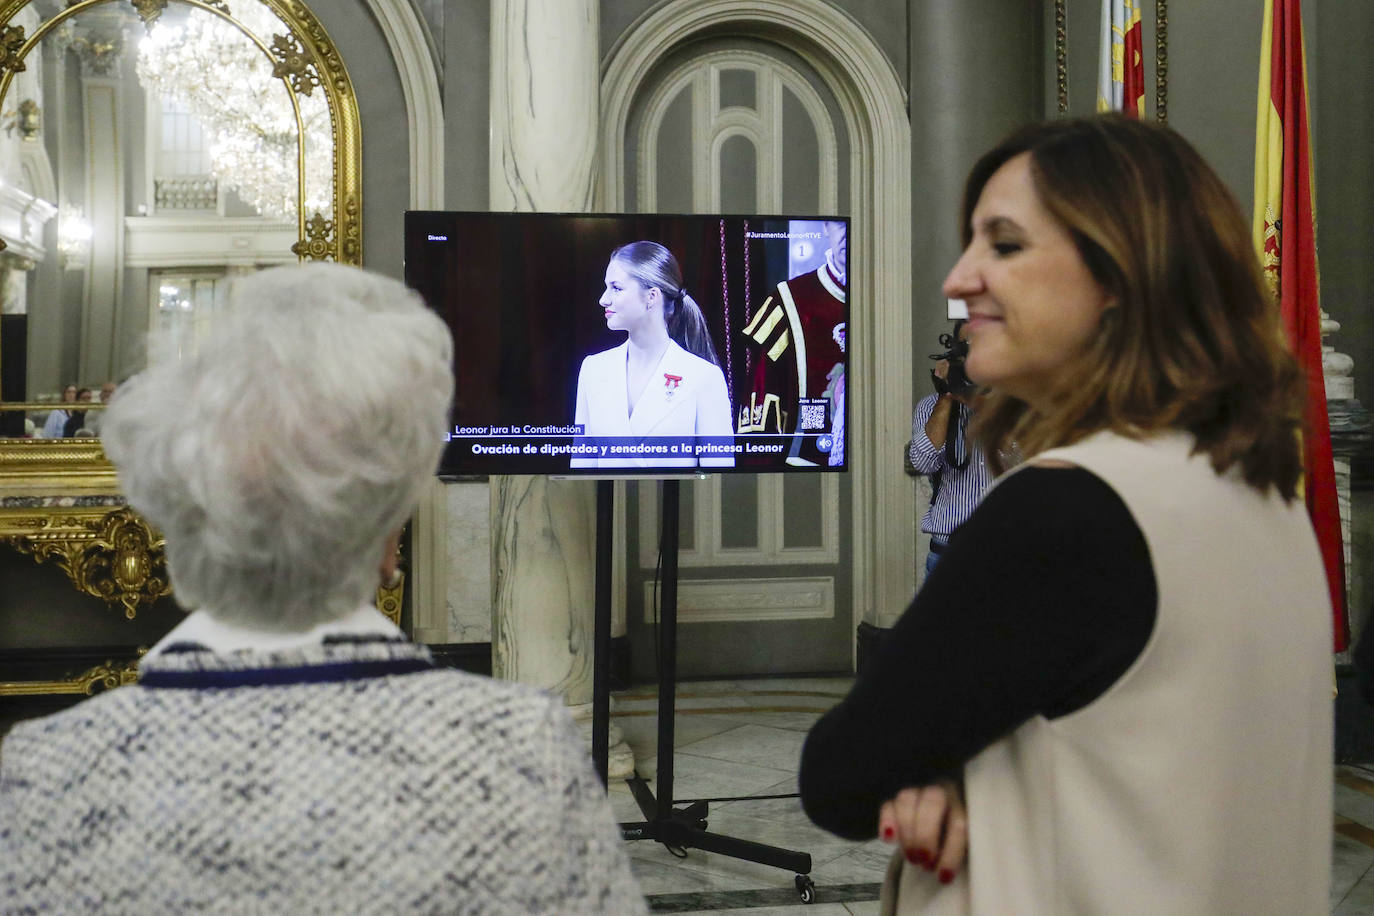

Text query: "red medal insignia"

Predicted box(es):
[664, 374, 682, 389]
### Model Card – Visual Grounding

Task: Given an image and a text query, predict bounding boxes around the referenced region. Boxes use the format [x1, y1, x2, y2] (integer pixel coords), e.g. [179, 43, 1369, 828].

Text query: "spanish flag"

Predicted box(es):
[1096, 0, 1144, 116]
[1254, 0, 1347, 650]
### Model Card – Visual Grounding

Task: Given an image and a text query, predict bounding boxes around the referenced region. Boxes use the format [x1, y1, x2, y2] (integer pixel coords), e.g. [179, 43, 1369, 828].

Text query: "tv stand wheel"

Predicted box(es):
[795, 874, 815, 903]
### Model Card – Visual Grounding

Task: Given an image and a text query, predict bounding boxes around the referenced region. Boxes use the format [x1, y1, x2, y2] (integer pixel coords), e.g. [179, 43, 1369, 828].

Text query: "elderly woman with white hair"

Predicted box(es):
[0, 264, 645, 914]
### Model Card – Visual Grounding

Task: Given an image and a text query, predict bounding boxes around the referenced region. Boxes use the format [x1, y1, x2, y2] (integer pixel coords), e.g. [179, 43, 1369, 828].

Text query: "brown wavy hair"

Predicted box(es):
[965, 116, 1303, 499]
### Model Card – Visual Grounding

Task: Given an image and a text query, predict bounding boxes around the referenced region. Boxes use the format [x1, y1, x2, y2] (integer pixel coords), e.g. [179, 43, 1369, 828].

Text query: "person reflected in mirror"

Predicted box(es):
[39, 382, 77, 438]
[801, 116, 1331, 915]
[572, 240, 734, 469]
[907, 321, 991, 579]
[0, 263, 646, 914]
[61, 386, 92, 437]
[85, 380, 118, 436]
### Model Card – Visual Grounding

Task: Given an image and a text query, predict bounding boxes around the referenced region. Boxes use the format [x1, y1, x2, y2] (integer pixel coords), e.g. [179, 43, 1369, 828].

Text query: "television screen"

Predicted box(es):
[404, 211, 849, 477]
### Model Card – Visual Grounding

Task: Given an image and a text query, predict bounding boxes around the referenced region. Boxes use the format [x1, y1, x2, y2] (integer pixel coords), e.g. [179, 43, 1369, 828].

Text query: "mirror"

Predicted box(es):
[0, 0, 359, 622]
[0, 0, 360, 440]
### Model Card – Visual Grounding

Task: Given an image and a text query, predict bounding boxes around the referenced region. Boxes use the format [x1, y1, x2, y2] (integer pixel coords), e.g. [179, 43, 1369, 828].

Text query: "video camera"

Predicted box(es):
[928, 323, 978, 400]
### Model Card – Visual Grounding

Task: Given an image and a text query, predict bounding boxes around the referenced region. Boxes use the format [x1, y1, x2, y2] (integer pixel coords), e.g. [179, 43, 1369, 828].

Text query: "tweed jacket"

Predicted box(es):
[0, 637, 645, 915]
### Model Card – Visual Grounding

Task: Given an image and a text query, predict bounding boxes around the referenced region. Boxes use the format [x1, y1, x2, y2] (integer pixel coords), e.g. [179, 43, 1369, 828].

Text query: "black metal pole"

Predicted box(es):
[656, 479, 680, 820]
[592, 480, 613, 786]
[614, 477, 812, 899]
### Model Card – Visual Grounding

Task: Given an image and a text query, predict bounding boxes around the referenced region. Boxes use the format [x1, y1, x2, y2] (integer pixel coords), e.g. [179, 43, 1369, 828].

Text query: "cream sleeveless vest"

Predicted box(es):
[884, 431, 1332, 915]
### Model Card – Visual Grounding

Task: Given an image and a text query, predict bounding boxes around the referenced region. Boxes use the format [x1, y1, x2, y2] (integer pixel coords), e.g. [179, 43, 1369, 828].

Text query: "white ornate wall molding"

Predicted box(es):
[357, 0, 446, 639]
[602, 0, 916, 642]
[636, 49, 839, 213]
[0, 182, 55, 263]
[123, 217, 296, 267]
[644, 576, 835, 625]
[361, 0, 443, 210]
[637, 476, 840, 570]
[80, 79, 125, 386]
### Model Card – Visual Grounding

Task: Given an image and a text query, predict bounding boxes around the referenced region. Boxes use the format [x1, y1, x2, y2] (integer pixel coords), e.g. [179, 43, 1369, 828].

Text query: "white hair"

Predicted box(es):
[102, 263, 454, 629]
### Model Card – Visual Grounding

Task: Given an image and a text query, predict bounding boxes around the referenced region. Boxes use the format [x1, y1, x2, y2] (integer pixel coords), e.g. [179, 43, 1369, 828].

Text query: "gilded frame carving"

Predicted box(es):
[1055, 0, 1067, 115]
[0, 0, 367, 695]
[1155, 0, 1168, 123]
[0, 653, 143, 696]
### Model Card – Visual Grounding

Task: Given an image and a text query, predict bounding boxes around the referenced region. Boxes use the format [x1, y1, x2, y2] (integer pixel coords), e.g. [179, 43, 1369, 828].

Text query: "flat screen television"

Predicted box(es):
[404, 211, 849, 477]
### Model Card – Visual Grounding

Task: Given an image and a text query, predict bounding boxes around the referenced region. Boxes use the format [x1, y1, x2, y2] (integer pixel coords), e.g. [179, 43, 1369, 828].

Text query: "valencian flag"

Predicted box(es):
[1254, 0, 1347, 650]
[1097, 0, 1144, 116]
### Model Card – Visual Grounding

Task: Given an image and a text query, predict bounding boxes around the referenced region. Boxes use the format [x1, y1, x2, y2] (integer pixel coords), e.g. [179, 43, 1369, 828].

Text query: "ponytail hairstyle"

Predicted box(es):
[610, 240, 721, 367]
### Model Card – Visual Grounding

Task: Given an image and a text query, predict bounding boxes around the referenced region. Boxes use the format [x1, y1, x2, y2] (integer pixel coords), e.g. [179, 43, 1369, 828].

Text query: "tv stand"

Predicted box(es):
[591, 479, 815, 904]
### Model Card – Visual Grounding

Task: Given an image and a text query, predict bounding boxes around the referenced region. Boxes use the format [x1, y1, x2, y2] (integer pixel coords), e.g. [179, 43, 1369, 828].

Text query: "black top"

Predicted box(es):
[800, 467, 1157, 840]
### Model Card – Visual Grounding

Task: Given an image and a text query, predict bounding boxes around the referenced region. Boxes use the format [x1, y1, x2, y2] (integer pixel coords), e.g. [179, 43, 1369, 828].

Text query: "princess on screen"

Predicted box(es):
[570, 240, 735, 469]
[737, 219, 847, 467]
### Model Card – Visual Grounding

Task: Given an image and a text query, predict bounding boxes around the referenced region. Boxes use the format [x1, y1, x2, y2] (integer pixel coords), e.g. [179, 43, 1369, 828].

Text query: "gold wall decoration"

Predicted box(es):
[278, 0, 349, 96]
[1054, 0, 1067, 115]
[1155, 0, 1168, 123]
[340, 191, 360, 263]
[68, 33, 124, 77]
[13, 96, 38, 137]
[377, 570, 405, 628]
[269, 30, 319, 95]
[0, 22, 23, 75]
[291, 210, 334, 260]
[6, 507, 169, 619]
[130, 0, 168, 26]
[0, 653, 144, 696]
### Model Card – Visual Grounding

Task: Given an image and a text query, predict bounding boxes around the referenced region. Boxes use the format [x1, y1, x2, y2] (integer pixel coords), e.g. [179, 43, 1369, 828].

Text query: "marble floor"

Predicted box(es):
[609, 677, 1374, 915]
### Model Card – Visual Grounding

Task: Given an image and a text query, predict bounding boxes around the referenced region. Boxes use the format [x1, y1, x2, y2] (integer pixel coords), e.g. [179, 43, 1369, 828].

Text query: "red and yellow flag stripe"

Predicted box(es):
[1097, 0, 1144, 117]
[1254, 0, 1347, 650]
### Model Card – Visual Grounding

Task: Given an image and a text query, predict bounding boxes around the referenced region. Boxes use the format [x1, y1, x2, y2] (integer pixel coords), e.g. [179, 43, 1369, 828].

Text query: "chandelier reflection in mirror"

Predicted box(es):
[135, 0, 331, 223]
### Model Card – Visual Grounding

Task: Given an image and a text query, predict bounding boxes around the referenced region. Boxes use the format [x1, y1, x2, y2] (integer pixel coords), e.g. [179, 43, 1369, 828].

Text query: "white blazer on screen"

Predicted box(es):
[572, 340, 734, 468]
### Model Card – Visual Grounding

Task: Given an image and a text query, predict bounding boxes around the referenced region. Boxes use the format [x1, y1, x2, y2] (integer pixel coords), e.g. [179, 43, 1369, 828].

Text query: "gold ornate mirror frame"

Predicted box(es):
[0, 0, 373, 695]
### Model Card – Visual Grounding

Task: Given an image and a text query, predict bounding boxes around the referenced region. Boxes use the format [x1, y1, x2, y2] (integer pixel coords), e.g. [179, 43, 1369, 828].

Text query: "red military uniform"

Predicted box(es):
[738, 261, 846, 466]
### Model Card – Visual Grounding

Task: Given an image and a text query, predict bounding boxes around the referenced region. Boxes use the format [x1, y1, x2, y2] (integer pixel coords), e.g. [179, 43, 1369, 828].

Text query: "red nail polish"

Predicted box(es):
[905, 849, 920, 865]
[939, 869, 954, 884]
[881, 825, 895, 841]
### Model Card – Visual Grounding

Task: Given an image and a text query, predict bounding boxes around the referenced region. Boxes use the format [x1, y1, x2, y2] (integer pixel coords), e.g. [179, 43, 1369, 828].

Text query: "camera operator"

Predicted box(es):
[907, 320, 991, 578]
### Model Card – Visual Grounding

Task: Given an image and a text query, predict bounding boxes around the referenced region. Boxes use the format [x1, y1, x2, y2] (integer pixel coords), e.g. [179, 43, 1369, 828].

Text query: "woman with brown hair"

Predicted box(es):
[800, 116, 1331, 914]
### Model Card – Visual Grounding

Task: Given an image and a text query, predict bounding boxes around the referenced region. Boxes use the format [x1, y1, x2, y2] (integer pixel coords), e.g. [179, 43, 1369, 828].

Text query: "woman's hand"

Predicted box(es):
[877, 778, 967, 885]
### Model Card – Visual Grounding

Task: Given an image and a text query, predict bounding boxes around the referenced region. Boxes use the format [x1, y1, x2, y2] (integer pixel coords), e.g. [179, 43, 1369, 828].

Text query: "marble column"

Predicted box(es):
[79, 76, 123, 388]
[908, 0, 1041, 590]
[488, 0, 633, 777]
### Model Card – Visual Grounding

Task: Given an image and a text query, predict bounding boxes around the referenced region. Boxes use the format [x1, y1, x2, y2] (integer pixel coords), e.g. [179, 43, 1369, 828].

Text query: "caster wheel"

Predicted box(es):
[795, 874, 816, 904]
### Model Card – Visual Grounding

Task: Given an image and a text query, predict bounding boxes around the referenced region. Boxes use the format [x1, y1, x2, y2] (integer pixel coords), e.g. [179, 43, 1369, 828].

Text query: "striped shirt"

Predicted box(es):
[907, 393, 992, 539]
